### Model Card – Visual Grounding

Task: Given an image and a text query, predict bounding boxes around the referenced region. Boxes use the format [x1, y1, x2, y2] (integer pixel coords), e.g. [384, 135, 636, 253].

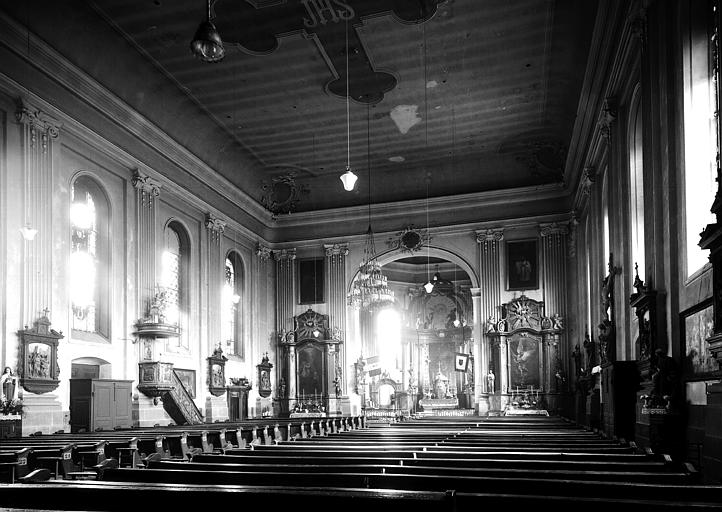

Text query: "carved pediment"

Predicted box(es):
[487, 295, 564, 335]
[506, 296, 543, 332]
[294, 308, 329, 341]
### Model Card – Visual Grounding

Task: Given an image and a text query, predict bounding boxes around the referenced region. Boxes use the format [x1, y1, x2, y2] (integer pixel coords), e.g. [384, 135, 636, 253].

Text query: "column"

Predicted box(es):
[205, 214, 226, 352]
[475, 228, 504, 413]
[256, 244, 272, 381]
[273, 248, 297, 333]
[204, 214, 228, 422]
[324, 243, 348, 394]
[274, 248, 296, 400]
[539, 222, 569, 318]
[16, 100, 61, 326]
[540, 222, 569, 395]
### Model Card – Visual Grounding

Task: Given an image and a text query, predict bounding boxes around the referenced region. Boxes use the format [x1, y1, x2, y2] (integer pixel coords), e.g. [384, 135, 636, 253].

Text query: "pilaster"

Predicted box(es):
[324, 243, 348, 394]
[205, 213, 226, 352]
[273, 248, 297, 334]
[15, 99, 61, 326]
[131, 168, 161, 322]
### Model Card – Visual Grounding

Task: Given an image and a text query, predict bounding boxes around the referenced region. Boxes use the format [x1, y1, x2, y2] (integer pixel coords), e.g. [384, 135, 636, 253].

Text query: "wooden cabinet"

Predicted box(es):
[70, 379, 133, 433]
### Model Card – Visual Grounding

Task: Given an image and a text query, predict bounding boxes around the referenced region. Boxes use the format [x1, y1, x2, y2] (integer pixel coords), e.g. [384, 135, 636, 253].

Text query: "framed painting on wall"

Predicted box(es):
[299, 258, 324, 304]
[506, 239, 539, 291]
[175, 368, 196, 398]
[682, 302, 718, 379]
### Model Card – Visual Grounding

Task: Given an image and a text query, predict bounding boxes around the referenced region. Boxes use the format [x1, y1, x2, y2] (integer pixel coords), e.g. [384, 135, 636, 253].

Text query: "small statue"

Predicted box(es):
[486, 370, 496, 393]
[486, 316, 496, 333]
[551, 314, 564, 330]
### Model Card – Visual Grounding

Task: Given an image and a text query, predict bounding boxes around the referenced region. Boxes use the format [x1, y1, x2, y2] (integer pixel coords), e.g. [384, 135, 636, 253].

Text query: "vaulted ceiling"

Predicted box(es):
[3, 0, 597, 214]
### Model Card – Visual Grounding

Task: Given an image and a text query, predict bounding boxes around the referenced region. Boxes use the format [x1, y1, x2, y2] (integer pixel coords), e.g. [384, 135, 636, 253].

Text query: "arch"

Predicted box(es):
[71, 356, 112, 379]
[348, 245, 479, 292]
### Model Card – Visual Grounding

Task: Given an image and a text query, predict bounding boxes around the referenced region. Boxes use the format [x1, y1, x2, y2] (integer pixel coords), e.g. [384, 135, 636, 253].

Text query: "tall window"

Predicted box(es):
[161, 222, 189, 346]
[683, 0, 717, 276]
[70, 176, 109, 337]
[222, 252, 243, 357]
[628, 93, 645, 277]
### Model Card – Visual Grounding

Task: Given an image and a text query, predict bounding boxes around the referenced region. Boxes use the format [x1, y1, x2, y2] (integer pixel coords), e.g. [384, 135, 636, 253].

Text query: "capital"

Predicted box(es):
[256, 244, 272, 260]
[204, 213, 227, 234]
[324, 243, 349, 257]
[475, 228, 504, 243]
[273, 248, 297, 261]
[131, 169, 161, 197]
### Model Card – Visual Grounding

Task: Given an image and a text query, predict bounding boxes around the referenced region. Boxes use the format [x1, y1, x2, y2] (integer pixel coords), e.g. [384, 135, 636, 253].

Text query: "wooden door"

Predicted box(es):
[91, 380, 114, 431]
[113, 381, 132, 428]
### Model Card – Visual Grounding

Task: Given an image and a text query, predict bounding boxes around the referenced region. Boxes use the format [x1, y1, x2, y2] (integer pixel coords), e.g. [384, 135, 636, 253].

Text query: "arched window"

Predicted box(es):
[682, 0, 717, 276]
[70, 175, 109, 338]
[628, 93, 645, 277]
[222, 251, 243, 357]
[161, 221, 189, 346]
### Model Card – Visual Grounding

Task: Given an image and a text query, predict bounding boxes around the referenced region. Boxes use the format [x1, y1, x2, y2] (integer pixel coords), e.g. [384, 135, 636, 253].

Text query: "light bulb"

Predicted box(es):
[423, 281, 434, 294]
[340, 167, 358, 191]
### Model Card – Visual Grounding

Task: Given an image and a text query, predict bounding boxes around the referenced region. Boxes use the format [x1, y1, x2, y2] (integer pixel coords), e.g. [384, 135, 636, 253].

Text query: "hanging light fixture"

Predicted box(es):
[347, 105, 394, 310]
[422, 19, 433, 295]
[423, 182, 433, 294]
[190, 0, 225, 63]
[339, 19, 358, 191]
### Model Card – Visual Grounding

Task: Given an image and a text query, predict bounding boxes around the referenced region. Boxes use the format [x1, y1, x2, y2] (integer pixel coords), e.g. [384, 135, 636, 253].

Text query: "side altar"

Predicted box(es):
[486, 295, 564, 415]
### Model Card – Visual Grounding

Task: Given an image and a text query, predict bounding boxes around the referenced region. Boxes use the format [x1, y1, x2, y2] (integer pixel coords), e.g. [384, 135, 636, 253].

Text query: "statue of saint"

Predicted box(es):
[486, 370, 496, 393]
[0, 367, 18, 402]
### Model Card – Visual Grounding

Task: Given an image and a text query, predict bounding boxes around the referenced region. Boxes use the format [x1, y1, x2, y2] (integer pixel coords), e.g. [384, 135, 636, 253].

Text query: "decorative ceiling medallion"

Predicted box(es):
[260, 172, 309, 216]
[387, 226, 430, 253]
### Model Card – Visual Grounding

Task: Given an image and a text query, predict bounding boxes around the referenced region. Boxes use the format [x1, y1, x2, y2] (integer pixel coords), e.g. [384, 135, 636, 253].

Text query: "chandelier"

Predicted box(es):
[348, 104, 394, 311]
[348, 226, 394, 310]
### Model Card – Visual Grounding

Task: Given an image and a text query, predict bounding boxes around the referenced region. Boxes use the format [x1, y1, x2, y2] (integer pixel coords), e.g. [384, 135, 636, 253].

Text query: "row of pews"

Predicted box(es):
[0, 416, 363, 482]
[1, 414, 722, 510]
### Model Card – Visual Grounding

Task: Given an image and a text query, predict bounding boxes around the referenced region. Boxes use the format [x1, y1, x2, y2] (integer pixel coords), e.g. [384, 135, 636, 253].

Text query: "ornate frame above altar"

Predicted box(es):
[278, 309, 342, 408]
[486, 295, 563, 397]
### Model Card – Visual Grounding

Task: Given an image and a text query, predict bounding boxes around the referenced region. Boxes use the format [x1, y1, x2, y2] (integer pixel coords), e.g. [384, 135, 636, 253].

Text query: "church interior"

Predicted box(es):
[2, 0, 722, 507]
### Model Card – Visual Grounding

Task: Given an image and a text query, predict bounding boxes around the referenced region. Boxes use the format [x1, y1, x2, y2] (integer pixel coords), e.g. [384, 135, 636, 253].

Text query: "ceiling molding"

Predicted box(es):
[274, 182, 566, 227]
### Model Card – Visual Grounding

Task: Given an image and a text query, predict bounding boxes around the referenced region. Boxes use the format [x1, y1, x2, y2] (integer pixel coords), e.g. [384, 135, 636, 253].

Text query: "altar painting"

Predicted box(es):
[509, 335, 540, 389]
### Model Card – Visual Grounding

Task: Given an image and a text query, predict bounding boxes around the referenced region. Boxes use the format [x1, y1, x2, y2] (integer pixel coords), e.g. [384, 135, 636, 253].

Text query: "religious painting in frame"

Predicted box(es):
[509, 334, 540, 389]
[682, 302, 718, 379]
[175, 368, 196, 399]
[506, 239, 539, 291]
[298, 258, 324, 304]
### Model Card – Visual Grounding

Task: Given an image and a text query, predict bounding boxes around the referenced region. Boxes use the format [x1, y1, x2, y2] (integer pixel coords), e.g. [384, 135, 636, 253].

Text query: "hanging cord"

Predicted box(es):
[346, 19, 351, 171]
[367, 102, 371, 230]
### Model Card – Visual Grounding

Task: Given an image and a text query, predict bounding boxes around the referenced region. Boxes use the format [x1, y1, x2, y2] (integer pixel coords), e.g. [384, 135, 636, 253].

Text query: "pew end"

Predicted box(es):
[18, 468, 52, 483]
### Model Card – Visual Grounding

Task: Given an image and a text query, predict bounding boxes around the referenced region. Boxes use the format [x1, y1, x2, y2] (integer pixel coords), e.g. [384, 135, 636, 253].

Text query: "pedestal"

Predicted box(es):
[132, 394, 173, 427]
[204, 394, 229, 423]
[0, 415, 21, 438]
[476, 393, 491, 415]
[21, 393, 64, 435]
[601, 361, 638, 440]
[255, 396, 273, 418]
